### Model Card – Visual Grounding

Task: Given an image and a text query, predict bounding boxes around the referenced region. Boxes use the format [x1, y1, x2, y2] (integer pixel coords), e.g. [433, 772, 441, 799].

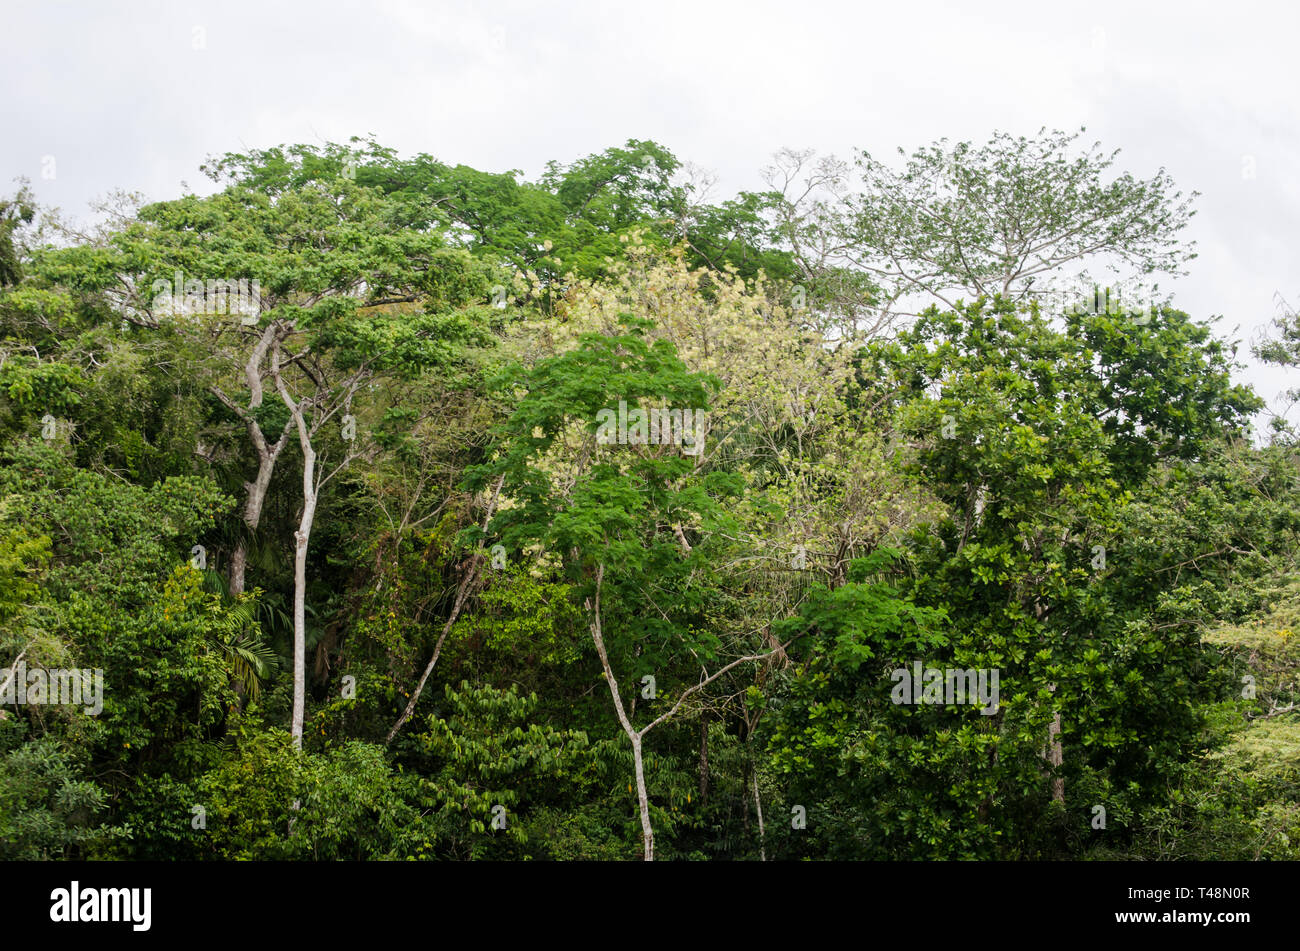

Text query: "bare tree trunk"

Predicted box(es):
[630, 733, 654, 861]
[289, 439, 317, 750]
[267, 328, 374, 753]
[586, 565, 654, 861]
[752, 769, 766, 862]
[217, 323, 292, 597]
[270, 331, 318, 752]
[1036, 603, 1065, 806]
[228, 541, 250, 598]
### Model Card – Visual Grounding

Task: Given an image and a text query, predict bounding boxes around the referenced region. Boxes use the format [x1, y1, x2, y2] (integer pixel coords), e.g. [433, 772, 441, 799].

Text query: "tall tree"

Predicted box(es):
[91, 157, 495, 602]
[866, 295, 1259, 816]
[470, 319, 781, 859]
[81, 157, 495, 744]
[763, 128, 1198, 329]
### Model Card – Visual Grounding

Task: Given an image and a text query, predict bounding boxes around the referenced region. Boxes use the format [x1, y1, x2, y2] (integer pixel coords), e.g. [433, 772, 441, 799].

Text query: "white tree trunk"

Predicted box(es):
[584, 562, 783, 861]
[586, 565, 655, 861]
[630, 733, 654, 861]
[225, 322, 285, 597]
[289, 438, 316, 750]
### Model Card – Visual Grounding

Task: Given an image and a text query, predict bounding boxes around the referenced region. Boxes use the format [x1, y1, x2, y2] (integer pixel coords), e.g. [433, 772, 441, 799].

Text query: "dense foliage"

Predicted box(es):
[2, 131, 1296, 860]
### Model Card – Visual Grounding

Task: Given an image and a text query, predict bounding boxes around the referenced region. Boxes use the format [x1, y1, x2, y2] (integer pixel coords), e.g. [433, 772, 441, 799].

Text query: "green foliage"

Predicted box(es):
[762, 552, 1053, 859]
[0, 734, 118, 859]
[405, 681, 596, 858]
[0, 133, 1293, 863]
[848, 127, 1199, 306]
[0, 189, 36, 287]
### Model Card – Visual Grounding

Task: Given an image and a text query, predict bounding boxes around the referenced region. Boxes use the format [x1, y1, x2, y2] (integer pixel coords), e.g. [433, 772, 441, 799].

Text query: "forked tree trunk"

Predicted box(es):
[224, 322, 286, 597]
[630, 733, 654, 861]
[587, 572, 656, 861]
[583, 563, 781, 861]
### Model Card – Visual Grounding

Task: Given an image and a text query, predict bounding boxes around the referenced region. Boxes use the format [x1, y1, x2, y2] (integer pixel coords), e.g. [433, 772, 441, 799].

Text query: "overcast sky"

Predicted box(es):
[5, 0, 1298, 430]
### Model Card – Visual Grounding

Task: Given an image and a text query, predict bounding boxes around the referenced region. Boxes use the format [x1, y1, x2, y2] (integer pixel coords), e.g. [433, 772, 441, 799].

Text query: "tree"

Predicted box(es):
[1253, 293, 1300, 439]
[761, 549, 1036, 859]
[93, 149, 496, 597]
[4, 130, 1291, 864]
[538, 247, 939, 846]
[79, 154, 496, 745]
[764, 128, 1198, 328]
[249, 242, 492, 748]
[470, 319, 782, 859]
[0, 186, 35, 288]
[865, 294, 1259, 824]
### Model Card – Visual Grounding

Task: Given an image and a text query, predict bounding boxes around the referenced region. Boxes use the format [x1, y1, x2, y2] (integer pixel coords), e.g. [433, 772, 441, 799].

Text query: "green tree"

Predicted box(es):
[765, 128, 1198, 330]
[469, 318, 781, 859]
[0, 186, 36, 288]
[864, 295, 1260, 835]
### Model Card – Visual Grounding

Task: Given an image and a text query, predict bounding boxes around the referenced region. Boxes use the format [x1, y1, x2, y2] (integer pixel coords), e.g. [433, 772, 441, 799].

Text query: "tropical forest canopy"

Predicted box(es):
[1, 129, 1297, 860]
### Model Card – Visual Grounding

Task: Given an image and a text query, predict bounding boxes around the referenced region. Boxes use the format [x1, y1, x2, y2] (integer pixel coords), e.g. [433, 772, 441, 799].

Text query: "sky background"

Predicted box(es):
[4, 0, 1298, 431]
